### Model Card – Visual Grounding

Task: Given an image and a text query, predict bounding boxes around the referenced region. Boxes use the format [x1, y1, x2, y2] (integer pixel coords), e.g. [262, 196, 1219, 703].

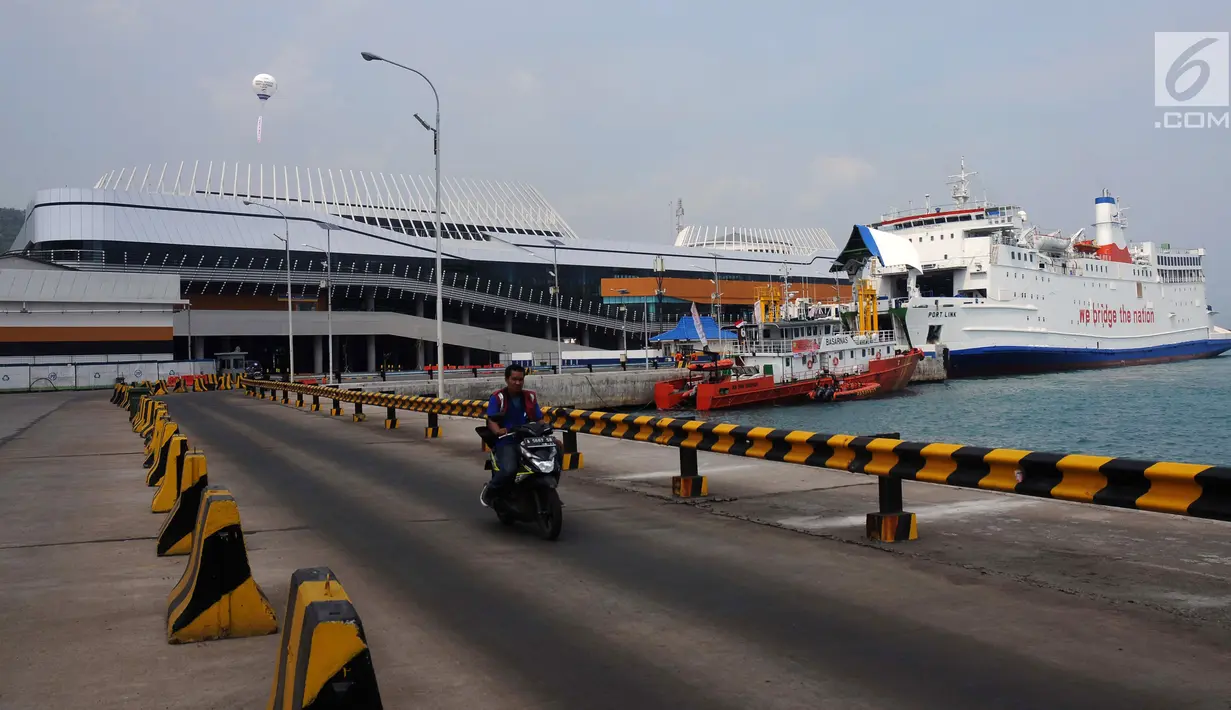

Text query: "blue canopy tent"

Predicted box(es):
[650, 315, 738, 342]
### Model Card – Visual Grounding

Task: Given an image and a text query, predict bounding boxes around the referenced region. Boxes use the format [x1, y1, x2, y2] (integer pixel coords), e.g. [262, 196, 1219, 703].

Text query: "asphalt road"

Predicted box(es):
[166, 394, 1231, 710]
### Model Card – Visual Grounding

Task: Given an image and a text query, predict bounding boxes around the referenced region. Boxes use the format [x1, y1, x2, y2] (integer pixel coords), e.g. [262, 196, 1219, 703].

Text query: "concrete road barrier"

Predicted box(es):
[166, 486, 279, 644]
[157, 453, 211, 557]
[268, 567, 383, 709]
[150, 438, 196, 514]
[142, 412, 171, 467]
[131, 397, 156, 432]
[145, 422, 182, 487]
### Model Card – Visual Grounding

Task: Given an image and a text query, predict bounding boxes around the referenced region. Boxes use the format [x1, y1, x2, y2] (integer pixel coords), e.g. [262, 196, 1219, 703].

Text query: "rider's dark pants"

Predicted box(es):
[491, 444, 519, 489]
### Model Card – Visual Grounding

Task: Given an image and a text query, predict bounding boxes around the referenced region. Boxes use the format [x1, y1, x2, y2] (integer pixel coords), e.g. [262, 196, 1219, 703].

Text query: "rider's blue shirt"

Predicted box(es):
[488, 390, 540, 447]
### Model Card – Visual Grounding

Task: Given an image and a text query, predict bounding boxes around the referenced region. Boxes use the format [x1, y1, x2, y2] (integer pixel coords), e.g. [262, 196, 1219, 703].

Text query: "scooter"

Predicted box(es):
[476, 421, 564, 540]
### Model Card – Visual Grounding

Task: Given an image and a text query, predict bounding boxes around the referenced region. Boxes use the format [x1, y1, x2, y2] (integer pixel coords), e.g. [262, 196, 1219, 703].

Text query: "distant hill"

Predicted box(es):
[0, 207, 23, 252]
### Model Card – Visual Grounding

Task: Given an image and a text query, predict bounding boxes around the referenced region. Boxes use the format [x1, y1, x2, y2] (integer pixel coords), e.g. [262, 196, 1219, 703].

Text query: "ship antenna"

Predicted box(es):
[947, 156, 977, 207]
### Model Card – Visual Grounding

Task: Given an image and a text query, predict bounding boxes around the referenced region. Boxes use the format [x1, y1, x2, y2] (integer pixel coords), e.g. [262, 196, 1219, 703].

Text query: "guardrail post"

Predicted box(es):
[311, 393, 320, 412]
[385, 406, 398, 429]
[672, 448, 707, 498]
[425, 411, 441, 438]
[560, 429, 583, 470]
[866, 477, 917, 543]
[280, 387, 289, 405]
[352, 400, 366, 422]
[330, 397, 342, 417]
[296, 391, 304, 408]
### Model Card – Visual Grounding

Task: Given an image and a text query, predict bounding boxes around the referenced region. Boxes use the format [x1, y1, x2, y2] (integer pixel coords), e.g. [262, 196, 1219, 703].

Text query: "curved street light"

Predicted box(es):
[243, 200, 294, 382]
[361, 51, 445, 398]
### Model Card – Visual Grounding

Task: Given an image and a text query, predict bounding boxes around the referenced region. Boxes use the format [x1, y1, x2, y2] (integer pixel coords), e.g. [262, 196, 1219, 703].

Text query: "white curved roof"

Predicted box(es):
[673, 225, 835, 255]
[94, 162, 579, 240]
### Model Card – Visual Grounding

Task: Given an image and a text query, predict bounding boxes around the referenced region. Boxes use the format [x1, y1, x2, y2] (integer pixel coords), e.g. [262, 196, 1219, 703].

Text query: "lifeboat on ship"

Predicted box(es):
[687, 358, 734, 372]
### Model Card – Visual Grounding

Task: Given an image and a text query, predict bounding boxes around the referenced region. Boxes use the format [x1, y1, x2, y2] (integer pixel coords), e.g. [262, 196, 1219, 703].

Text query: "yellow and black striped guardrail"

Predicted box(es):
[242, 377, 1231, 542]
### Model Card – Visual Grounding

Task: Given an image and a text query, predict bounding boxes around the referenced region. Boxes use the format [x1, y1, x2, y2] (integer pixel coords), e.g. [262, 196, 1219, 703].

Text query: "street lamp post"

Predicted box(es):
[243, 200, 294, 382]
[306, 220, 337, 384]
[618, 306, 628, 361]
[361, 51, 445, 398]
[615, 286, 648, 370]
[546, 238, 565, 370]
[689, 259, 723, 322]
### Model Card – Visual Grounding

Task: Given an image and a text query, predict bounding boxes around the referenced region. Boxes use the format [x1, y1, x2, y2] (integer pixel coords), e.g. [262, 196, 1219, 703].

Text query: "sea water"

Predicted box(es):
[711, 356, 1231, 466]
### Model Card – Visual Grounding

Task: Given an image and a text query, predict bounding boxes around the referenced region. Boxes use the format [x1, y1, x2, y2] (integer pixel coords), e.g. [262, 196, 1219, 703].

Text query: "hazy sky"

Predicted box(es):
[2, 1, 1230, 314]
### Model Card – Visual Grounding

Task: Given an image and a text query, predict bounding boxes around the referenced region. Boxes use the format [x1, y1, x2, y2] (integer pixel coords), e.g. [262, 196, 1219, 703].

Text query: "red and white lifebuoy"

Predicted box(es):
[832, 357, 840, 367]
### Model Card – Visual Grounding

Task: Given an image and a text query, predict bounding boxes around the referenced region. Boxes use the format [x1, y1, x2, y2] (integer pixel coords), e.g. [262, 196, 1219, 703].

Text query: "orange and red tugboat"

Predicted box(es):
[653, 284, 921, 412]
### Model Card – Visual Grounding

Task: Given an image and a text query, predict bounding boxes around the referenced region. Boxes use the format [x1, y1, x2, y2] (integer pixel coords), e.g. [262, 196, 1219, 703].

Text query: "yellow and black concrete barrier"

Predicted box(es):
[132, 397, 157, 433]
[146, 423, 182, 487]
[151, 439, 202, 514]
[157, 452, 211, 556]
[140, 403, 169, 443]
[166, 486, 279, 644]
[267, 567, 383, 709]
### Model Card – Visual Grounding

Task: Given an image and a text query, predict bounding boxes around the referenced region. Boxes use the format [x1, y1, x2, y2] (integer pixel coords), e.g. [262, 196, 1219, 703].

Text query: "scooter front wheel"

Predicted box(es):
[533, 489, 563, 541]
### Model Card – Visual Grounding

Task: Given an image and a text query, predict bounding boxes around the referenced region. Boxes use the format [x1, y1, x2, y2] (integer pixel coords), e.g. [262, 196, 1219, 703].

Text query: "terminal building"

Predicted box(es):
[8, 161, 847, 375]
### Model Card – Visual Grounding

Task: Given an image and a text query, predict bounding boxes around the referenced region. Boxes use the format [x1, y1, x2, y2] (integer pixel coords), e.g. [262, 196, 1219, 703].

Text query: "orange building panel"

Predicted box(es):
[0, 326, 174, 343]
[599, 277, 849, 306]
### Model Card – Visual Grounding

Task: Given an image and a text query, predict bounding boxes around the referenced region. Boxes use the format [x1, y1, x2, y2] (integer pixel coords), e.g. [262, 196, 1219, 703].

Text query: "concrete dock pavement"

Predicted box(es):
[4, 389, 1231, 708]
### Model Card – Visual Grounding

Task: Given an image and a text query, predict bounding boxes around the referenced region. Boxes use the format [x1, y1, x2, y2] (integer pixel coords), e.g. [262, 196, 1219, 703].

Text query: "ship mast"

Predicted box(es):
[947, 157, 977, 207]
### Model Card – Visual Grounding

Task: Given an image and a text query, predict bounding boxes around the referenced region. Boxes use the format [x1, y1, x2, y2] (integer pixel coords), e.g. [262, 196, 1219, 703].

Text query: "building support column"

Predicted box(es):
[192, 337, 206, 360]
[461, 306, 471, 366]
[581, 329, 590, 347]
[313, 335, 323, 375]
[367, 335, 377, 372]
[504, 312, 513, 332]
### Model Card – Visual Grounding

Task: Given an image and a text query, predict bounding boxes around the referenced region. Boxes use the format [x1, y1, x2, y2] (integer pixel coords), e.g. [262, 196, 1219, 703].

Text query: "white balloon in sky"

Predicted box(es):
[252, 73, 277, 102]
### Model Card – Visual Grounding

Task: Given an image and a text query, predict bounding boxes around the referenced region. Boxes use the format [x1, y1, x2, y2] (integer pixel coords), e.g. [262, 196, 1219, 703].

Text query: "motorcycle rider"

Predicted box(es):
[482, 364, 560, 506]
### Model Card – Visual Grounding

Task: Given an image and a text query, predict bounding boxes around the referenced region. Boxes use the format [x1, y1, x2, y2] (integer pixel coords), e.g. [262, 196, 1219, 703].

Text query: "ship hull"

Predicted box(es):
[946, 338, 1231, 377]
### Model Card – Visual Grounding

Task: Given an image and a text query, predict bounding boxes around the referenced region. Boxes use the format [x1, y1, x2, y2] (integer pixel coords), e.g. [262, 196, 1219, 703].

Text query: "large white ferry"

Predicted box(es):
[831, 160, 1231, 377]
